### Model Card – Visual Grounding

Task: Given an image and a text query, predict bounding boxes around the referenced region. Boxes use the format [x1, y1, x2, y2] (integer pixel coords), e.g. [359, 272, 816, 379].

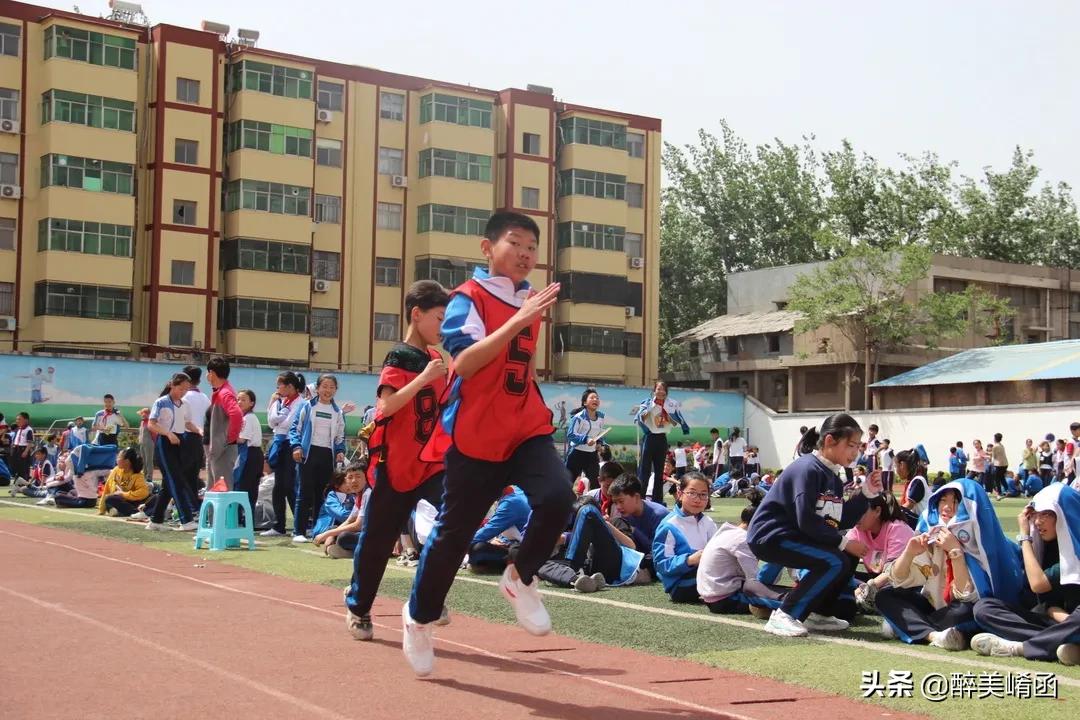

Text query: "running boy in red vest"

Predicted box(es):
[343, 280, 450, 641]
[402, 212, 574, 676]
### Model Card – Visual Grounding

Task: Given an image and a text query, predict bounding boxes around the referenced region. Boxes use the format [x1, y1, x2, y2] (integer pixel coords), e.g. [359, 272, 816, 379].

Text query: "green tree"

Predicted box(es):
[787, 244, 1014, 408]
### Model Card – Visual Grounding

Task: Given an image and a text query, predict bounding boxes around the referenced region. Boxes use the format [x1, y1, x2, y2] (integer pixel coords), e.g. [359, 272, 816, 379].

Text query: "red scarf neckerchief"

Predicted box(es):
[943, 555, 955, 604]
[653, 399, 670, 427]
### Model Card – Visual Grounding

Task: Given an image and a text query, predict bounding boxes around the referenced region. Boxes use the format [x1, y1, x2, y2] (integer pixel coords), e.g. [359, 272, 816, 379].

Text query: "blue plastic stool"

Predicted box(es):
[194, 491, 256, 551]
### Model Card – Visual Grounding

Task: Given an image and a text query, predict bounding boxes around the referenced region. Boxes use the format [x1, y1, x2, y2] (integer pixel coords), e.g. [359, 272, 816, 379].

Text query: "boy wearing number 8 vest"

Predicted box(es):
[343, 280, 451, 641]
[402, 212, 575, 676]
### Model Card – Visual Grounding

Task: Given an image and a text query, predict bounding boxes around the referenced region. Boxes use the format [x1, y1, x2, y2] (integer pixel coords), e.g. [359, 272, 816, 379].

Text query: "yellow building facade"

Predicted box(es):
[0, 1, 661, 386]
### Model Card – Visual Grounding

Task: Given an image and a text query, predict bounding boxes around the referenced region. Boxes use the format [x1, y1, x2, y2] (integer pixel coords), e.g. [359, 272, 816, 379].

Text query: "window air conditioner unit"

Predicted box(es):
[391, 175, 408, 188]
[0, 184, 21, 199]
[316, 108, 333, 123]
[0, 119, 18, 135]
[629, 256, 644, 269]
[312, 278, 330, 293]
[0, 316, 15, 331]
[625, 306, 636, 318]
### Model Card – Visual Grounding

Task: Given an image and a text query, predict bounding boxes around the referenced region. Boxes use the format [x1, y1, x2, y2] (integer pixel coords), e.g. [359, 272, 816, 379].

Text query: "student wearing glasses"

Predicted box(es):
[652, 471, 717, 603]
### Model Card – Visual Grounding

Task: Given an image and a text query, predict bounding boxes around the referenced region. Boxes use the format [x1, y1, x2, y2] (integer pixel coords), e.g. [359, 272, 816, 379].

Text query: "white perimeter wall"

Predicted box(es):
[744, 395, 1080, 473]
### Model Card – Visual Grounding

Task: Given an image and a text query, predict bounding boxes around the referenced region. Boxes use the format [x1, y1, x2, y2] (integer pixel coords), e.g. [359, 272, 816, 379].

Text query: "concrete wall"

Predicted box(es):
[726, 261, 830, 314]
[745, 394, 1080, 473]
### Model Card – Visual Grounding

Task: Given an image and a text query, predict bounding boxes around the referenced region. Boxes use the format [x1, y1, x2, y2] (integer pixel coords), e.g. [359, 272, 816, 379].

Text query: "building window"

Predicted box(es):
[521, 187, 540, 210]
[624, 232, 643, 259]
[226, 120, 313, 157]
[169, 321, 193, 346]
[378, 147, 404, 176]
[554, 324, 624, 355]
[415, 257, 486, 288]
[171, 260, 196, 286]
[44, 26, 136, 70]
[933, 277, 967, 294]
[624, 332, 642, 358]
[0, 153, 16, 185]
[374, 313, 400, 341]
[626, 281, 642, 316]
[311, 308, 339, 338]
[176, 77, 200, 104]
[40, 154, 134, 195]
[523, 132, 541, 155]
[37, 218, 132, 257]
[312, 250, 341, 281]
[220, 297, 309, 333]
[229, 60, 313, 100]
[0, 217, 13, 250]
[557, 222, 625, 251]
[317, 80, 343, 111]
[375, 257, 401, 287]
[173, 200, 197, 226]
[0, 88, 19, 121]
[627, 182, 644, 208]
[767, 334, 781, 354]
[224, 180, 311, 216]
[0, 281, 12, 314]
[174, 139, 198, 165]
[627, 132, 645, 158]
[556, 272, 630, 308]
[379, 92, 404, 121]
[805, 369, 838, 394]
[314, 194, 341, 224]
[558, 169, 626, 201]
[41, 89, 136, 132]
[419, 93, 492, 129]
[221, 238, 310, 274]
[0, 23, 19, 57]
[557, 117, 626, 150]
[33, 282, 132, 320]
[418, 148, 492, 182]
[726, 337, 740, 356]
[416, 204, 489, 235]
[377, 202, 402, 231]
[1071, 292, 1080, 313]
[1070, 321, 1080, 339]
[316, 138, 342, 167]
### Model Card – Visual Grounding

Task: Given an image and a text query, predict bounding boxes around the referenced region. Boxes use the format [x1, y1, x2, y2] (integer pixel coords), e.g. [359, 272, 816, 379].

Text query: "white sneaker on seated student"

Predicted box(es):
[971, 483, 1080, 665]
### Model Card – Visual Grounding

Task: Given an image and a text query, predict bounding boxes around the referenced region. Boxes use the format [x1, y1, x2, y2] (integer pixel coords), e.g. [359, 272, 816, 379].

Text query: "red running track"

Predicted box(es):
[0, 520, 924, 720]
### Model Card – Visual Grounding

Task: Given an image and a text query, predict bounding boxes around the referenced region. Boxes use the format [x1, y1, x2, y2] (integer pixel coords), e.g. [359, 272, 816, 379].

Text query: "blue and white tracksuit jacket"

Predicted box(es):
[288, 398, 346, 462]
[653, 505, 718, 594]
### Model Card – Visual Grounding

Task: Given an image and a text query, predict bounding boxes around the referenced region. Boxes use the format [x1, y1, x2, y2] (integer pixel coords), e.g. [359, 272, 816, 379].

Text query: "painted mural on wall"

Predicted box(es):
[0, 355, 743, 448]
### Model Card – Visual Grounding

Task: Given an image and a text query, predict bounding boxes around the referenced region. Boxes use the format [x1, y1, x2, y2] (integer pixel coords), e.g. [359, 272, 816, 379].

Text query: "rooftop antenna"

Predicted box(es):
[107, 0, 148, 25]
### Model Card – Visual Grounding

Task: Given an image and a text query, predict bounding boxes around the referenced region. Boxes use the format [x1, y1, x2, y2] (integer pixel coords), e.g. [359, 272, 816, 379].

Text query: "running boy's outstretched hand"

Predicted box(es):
[511, 283, 560, 329]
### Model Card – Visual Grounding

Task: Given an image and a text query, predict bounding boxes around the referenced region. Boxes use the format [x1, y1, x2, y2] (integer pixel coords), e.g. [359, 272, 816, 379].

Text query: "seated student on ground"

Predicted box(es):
[12, 446, 57, 500]
[315, 463, 371, 559]
[608, 473, 669, 580]
[698, 493, 784, 616]
[711, 468, 731, 497]
[312, 470, 362, 538]
[846, 492, 915, 611]
[467, 486, 532, 573]
[538, 492, 646, 593]
[876, 479, 1023, 651]
[653, 472, 718, 603]
[1023, 464, 1044, 498]
[971, 483, 1080, 665]
[97, 446, 150, 517]
[585, 460, 623, 517]
[1001, 470, 1022, 498]
[747, 414, 885, 638]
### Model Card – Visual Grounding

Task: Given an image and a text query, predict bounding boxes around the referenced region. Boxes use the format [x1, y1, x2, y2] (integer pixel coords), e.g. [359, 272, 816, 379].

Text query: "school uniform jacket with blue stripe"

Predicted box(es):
[565, 409, 606, 456]
[653, 505, 718, 593]
[288, 398, 346, 462]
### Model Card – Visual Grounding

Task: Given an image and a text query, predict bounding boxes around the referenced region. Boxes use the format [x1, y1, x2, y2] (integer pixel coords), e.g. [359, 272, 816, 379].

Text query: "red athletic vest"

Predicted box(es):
[366, 345, 446, 491]
[422, 279, 554, 463]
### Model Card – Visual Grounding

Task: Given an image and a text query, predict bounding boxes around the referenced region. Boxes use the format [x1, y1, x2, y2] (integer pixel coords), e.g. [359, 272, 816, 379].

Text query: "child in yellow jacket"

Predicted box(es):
[98, 447, 151, 517]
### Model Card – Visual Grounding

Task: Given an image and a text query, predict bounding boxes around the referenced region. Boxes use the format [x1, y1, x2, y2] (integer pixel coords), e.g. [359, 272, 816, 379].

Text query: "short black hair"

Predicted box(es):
[238, 388, 256, 406]
[207, 356, 230, 379]
[1071, 422, 1080, 432]
[103, 394, 114, 401]
[598, 445, 612, 462]
[609, 473, 643, 499]
[709, 427, 719, 435]
[994, 432, 1003, 442]
[183, 365, 202, 385]
[868, 424, 879, 432]
[405, 280, 449, 317]
[16, 411, 29, 421]
[120, 445, 144, 474]
[484, 211, 540, 243]
[599, 461, 624, 481]
[33, 445, 46, 456]
[344, 461, 366, 475]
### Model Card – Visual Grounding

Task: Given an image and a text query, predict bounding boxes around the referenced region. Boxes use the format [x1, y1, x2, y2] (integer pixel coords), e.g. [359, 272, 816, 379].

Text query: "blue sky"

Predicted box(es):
[44, 0, 1080, 193]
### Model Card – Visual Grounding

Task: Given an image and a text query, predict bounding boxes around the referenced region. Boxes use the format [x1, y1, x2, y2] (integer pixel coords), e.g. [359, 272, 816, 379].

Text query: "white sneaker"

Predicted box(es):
[804, 613, 849, 632]
[763, 609, 809, 638]
[35, 498, 50, 506]
[929, 627, 968, 652]
[260, 529, 285, 537]
[146, 521, 168, 531]
[401, 604, 435, 677]
[44, 496, 56, 506]
[130, 511, 148, 521]
[107, 507, 119, 517]
[881, 620, 897, 640]
[1057, 643, 1080, 666]
[970, 632, 1021, 656]
[434, 606, 451, 627]
[292, 535, 310, 544]
[498, 566, 551, 636]
[176, 520, 199, 531]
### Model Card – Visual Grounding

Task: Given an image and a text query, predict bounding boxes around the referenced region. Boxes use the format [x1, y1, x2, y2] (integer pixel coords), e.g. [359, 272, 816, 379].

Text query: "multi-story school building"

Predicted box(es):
[0, 0, 660, 386]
